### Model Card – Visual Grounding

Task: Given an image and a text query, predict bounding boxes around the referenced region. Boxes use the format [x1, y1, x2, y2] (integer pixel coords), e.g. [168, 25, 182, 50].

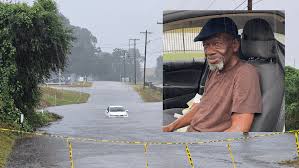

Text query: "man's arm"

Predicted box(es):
[224, 113, 254, 132]
[162, 103, 200, 132]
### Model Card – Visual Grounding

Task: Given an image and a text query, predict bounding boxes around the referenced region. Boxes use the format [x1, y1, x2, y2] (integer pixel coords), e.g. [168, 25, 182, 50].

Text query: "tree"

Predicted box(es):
[285, 66, 299, 130]
[0, 0, 73, 127]
[66, 26, 99, 76]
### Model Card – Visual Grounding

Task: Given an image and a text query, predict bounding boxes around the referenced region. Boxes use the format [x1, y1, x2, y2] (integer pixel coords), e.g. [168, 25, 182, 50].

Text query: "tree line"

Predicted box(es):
[60, 15, 145, 82]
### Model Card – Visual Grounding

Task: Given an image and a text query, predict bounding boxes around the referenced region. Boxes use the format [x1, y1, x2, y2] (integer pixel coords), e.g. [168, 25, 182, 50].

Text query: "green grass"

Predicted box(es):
[56, 81, 93, 87]
[0, 111, 62, 168]
[0, 131, 16, 168]
[163, 52, 205, 62]
[39, 87, 90, 107]
[132, 85, 162, 102]
[27, 111, 63, 129]
[0, 87, 89, 168]
[279, 158, 299, 167]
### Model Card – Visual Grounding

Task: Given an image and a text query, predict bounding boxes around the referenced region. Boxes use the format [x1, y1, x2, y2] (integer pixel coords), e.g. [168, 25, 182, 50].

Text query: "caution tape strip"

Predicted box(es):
[67, 138, 75, 168]
[144, 143, 149, 168]
[295, 131, 299, 156]
[227, 143, 236, 168]
[0, 128, 298, 145]
[185, 144, 195, 168]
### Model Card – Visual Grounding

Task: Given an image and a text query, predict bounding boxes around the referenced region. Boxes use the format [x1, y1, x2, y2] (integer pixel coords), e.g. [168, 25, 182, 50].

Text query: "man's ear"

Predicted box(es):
[232, 39, 240, 53]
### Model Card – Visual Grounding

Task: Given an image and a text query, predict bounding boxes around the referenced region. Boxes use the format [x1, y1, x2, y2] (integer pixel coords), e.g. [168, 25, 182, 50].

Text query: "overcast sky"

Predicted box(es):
[21, 0, 298, 68]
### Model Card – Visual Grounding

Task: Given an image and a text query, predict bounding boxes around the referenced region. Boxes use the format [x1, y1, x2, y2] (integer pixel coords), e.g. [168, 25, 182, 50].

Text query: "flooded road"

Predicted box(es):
[5, 81, 297, 168]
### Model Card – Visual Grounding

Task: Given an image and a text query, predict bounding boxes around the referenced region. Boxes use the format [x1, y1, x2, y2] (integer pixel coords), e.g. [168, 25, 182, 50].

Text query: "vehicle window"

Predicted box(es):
[110, 107, 125, 112]
[163, 27, 205, 62]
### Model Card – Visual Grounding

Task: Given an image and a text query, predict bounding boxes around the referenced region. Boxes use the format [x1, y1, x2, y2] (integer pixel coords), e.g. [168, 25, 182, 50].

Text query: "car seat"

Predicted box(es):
[241, 18, 285, 132]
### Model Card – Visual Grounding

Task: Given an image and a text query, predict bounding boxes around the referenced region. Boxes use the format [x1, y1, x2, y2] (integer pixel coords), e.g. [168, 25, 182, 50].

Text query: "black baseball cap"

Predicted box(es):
[194, 17, 239, 42]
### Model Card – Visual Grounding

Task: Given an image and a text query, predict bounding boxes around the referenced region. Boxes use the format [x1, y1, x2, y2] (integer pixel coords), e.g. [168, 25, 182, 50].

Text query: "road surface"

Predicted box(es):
[5, 81, 297, 168]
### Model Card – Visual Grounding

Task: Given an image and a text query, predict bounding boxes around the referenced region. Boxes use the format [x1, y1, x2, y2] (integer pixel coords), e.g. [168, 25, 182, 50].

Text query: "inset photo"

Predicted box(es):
[162, 10, 285, 132]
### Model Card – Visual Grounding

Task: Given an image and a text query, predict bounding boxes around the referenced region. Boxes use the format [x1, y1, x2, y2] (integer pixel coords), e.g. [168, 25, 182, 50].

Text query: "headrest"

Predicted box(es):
[241, 19, 277, 59]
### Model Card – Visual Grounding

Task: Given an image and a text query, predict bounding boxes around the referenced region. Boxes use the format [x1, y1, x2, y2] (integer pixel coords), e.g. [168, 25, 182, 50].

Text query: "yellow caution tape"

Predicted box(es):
[67, 138, 75, 168]
[144, 143, 149, 168]
[295, 131, 299, 156]
[0, 128, 298, 145]
[227, 143, 236, 168]
[185, 144, 195, 168]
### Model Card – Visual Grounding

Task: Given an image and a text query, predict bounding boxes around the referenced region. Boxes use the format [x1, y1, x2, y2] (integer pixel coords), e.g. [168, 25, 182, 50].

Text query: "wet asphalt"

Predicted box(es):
[4, 81, 297, 168]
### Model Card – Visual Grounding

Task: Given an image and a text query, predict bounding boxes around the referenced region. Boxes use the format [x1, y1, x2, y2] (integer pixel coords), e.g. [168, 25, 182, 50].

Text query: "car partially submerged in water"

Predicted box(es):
[105, 106, 128, 118]
[163, 10, 285, 132]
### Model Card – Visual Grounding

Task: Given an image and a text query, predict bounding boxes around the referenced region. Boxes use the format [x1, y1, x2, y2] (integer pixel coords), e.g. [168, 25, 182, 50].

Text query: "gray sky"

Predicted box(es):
[55, 0, 163, 68]
[22, 0, 298, 68]
[22, 0, 163, 68]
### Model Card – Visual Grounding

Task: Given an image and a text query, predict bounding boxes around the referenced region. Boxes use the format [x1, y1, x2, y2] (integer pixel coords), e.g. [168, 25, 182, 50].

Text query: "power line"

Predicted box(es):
[234, 0, 246, 10]
[129, 39, 140, 84]
[206, 0, 216, 10]
[253, 0, 264, 5]
[148, 37, 162, 43]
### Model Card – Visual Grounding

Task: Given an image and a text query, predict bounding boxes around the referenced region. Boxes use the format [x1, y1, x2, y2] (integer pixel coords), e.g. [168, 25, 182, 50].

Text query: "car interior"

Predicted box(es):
[163, 11, 285, 132]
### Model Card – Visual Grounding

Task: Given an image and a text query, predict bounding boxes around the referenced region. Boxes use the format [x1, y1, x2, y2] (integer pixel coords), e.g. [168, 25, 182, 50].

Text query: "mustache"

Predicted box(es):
[208, 60, 224, 71]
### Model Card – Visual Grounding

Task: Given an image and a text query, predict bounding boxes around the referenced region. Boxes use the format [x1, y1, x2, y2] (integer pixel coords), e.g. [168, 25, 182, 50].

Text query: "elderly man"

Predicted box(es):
[163, 17, 262, 132]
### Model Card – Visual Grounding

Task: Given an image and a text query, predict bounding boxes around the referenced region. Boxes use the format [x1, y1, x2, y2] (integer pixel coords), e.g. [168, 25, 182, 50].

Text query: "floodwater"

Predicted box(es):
[4, 81, 297, 168]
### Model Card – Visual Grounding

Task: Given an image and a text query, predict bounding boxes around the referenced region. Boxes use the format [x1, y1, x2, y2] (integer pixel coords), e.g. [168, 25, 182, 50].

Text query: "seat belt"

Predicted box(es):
[198, 58, 209, 95]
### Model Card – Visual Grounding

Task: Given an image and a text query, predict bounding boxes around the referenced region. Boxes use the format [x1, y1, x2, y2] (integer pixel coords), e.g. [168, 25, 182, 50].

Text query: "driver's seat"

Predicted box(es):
[241, 18, 285, 132]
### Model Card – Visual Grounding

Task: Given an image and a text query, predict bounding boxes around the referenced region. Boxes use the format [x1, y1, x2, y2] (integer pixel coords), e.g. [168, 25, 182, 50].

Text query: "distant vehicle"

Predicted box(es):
[105, 106, 128, 118]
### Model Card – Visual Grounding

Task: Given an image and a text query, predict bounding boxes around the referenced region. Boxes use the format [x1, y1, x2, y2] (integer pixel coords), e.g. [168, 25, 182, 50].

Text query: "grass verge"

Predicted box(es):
[39, 86, 90, 107]
[0, 111, 62, 168]
[27, 111, 63, 129]
[49, 81, 93, 88]
[163, 52, 205, 62]
[132, 85, 162, 102]
[67, 81, 93, 87]
[0, 131, 16, 168]
[279, 158, 299, 167]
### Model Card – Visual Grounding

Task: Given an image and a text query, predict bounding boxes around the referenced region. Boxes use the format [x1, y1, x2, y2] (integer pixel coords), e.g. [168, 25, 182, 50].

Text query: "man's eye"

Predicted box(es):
[214, 42, 221, 46]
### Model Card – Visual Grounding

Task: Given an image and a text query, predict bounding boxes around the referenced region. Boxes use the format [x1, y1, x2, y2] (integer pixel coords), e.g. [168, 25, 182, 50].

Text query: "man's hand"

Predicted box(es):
[225, 113, 254, 132]
[162, 124, 173, 132]
[162, 103, 200, 132]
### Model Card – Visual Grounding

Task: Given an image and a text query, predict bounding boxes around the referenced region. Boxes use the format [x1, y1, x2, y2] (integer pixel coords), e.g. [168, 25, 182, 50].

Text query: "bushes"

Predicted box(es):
[0, 0, 73, 130]
[285, 66, 299, 130]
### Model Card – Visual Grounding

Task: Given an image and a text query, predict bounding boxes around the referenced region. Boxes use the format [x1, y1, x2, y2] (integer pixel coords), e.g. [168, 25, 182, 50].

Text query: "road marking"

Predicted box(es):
[295, 131, 299, 156]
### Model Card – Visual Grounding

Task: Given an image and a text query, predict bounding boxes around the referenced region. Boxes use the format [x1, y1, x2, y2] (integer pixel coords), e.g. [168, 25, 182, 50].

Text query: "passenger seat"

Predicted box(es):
[241, 18, 285, 132]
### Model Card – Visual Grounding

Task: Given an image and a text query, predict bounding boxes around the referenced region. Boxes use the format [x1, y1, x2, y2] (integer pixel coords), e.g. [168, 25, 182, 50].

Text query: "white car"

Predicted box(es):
[105, 106, 128, 118]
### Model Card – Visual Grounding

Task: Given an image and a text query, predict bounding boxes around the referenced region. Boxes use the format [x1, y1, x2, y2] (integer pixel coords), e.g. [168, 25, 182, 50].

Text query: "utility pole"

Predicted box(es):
[140, 30, 153, 88]
[123, 51, 126, 82]
[248, 0, 252, 11]
[128, 40, 131, 82]
[129, 38, 140, 85]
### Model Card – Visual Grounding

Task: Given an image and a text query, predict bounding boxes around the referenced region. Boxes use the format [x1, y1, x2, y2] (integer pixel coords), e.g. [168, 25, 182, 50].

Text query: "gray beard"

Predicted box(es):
[208, 60, 224, 71]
